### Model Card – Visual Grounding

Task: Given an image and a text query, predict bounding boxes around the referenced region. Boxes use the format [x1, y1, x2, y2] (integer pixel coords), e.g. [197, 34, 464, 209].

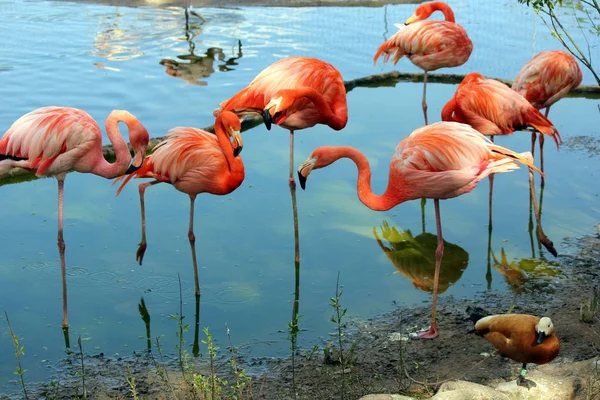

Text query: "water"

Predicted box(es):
[0, 0, 598, 393]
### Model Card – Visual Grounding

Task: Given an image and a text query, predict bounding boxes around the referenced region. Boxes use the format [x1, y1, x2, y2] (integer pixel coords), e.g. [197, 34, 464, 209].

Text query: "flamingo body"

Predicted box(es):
[299, 121, 541, 339]
[441, 72, 561, 146]
[0, 106, 149, 329]
[115, 111, 244, 296]
[373, 2, 472, 71]
[0, 106, 149, 178]
[513, 50, 582, 110]
[218, 56, 348, 131]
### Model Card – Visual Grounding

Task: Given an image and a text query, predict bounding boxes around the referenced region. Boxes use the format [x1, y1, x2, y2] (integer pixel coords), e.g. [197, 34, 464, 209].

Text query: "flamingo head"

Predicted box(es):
[126, 120, 150, 174]
[262, 90, 296, 130]
[297, 146, 339, 190]
[216, 111, 243, 157]
[535, 317, 555, 345]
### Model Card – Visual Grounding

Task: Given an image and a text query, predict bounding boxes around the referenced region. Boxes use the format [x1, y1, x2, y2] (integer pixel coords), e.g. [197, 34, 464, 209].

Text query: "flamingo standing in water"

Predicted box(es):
[297, 121, 541, 339]
[216, 56, 348, 262]
[115, 111, 244, 297]
[373, 1, 473, 124]
[0, 106, 150, 329]
[513, 50, 582, 174]
[441, 72, 560, 256]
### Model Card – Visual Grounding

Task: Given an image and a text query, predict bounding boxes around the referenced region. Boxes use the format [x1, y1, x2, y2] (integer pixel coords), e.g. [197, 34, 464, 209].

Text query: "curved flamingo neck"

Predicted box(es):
[288, 87, 347, 131]
[214, 119, 244, 186]
[92, 111, 136, 178]
[325, 146, 406, 211]
[423, 2, 455, 22]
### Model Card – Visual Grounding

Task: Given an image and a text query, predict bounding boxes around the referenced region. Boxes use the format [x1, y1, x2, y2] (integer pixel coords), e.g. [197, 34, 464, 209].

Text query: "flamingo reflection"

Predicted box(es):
[374, 221, 469, 295]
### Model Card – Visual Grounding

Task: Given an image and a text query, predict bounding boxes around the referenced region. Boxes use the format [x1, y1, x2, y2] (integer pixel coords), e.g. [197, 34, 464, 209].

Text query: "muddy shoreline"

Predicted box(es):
[1, 227, 599, 399]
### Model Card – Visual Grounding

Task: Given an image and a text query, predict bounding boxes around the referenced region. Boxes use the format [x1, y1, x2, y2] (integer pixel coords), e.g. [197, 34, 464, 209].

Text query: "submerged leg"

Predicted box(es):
[137, 180, 161, 265]
[188, 194, 200, 296]
[289, 130, 300, 263]
[422, 70, 429, 125]
[417, 199, 443, 339]
[529, 169, 557, 257]
[57, 178, 68, 329]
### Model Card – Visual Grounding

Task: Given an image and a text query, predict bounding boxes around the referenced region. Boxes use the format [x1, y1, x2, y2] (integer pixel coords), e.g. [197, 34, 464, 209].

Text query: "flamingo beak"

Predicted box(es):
[536, 331, 546, 345]
[297, 156, 317, 190]
[262, 107, 273, 131]
[126, 146, 147, 174]
[230, 129, 243, 157]
[405, 14, 419, 25]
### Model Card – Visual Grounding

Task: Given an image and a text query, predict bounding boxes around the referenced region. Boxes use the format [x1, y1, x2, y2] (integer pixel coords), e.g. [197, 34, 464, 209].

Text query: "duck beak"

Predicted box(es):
[126, 147, 147, 174]
[231, 129, 243, 157]
[536, 331, 547, 345]
[405, 14, 418, 25]
[262, 107, 273, 131]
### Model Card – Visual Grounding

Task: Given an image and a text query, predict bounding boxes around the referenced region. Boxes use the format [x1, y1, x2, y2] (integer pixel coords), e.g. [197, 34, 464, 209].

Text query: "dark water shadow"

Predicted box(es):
[373, 220, 469, 294]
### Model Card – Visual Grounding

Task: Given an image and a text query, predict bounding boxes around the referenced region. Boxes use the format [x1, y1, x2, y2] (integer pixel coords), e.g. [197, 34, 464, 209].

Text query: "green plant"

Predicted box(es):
[518, 0, 600, 85]
[5, 312, 28, 400]
[226, 323, 253, 399]
[329, 272, 349, 399]
[126, 365, 140, 400]
[580, 286, 599, 322]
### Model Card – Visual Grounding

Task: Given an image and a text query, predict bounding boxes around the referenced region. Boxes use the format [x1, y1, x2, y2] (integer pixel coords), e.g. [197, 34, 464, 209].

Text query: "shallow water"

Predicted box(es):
[0, 0, 599, 393]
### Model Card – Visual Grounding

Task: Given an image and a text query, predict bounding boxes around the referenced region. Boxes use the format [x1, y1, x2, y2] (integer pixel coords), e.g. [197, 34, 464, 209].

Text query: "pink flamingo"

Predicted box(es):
[114, 111, 244, 296]
[0, 106, 150, 328]
[216, 56, 348, 262]
[513, 50, 582, 173]
[297, 121, 541, 339]
[373, 1, 473, 124]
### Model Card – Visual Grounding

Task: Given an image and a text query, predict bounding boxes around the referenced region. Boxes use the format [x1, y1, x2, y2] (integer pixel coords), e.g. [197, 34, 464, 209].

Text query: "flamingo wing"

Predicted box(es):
[391, 122, 533, 200]
[148, 127, 231, 195]
[373, 21, 472, 71]
[0, 107, 100, 176]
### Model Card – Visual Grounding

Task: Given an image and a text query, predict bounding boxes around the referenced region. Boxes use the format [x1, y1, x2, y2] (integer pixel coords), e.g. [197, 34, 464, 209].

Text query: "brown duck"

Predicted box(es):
[475, 314, 560, 388]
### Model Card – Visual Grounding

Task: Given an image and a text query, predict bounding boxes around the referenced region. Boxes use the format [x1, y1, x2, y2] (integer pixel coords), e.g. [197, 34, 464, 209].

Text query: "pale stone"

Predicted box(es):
[358, 395, 417, 400]
[433, 380, 509, 400]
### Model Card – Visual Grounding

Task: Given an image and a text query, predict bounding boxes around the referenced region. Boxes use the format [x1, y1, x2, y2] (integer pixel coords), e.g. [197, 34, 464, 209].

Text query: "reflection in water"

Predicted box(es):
[374, 221, 469, 294]
[491, 248, 561, 293]
[159, 5, 242, 86]
[92, 8, 145, 61]
[193, 294, 200, 357]
[138, 297, 151, 351]
[160, 43, 243, 86]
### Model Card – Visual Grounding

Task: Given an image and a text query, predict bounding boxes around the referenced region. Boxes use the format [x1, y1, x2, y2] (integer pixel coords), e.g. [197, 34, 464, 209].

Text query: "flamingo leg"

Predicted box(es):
[417, 198, 442, 339]
[188, 194, 200, 296]
[420, 198, 426, 234]
[57, 178, 68, 329]
[422, 70, 429, 125]
[539, 106, 551, 187]
[137, 180, 161, 265]
[289, 130, 300, 263]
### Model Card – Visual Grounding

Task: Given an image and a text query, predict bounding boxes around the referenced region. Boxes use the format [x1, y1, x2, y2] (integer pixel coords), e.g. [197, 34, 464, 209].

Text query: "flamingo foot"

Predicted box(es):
[136, 242, 147, 265]
[413, 324, 438, 339]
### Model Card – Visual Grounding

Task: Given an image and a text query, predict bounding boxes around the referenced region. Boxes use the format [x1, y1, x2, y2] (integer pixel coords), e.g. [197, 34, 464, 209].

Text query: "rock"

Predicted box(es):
[358, 395, 417, 400]
[432, 380, 509, 399]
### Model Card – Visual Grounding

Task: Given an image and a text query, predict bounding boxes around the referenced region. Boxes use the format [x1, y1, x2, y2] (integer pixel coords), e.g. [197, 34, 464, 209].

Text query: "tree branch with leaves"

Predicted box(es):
[518, 0, 600, 85]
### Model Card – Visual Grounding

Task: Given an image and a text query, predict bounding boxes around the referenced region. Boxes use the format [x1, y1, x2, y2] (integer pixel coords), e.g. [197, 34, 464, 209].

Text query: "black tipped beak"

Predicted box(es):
[233, 145, 243, 157]
[262, 109, 272, 131]
[404, 22, 408, 25]
[125, 162, 142, 174]
[536, 331, 546, 345]
[298, 171, 307, 190]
